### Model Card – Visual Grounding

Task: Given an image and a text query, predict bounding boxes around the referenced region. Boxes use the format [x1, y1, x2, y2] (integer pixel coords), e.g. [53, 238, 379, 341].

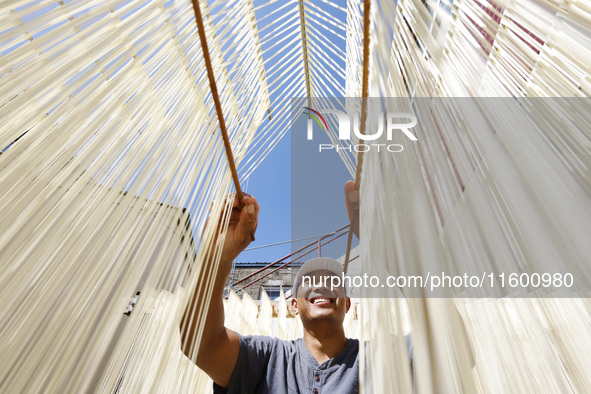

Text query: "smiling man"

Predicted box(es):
[216, 257, 359, 393]
[180, 184, 365, 393]
[287, 258, 359, 391]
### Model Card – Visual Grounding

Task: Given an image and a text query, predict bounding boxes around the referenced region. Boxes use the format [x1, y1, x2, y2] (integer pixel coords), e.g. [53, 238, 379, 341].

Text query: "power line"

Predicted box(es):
[243, 229, 348, 251]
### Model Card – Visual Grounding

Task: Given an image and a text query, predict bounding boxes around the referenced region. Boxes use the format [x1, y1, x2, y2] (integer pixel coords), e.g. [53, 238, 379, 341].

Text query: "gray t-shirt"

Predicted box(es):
[213, 334, 360, 394]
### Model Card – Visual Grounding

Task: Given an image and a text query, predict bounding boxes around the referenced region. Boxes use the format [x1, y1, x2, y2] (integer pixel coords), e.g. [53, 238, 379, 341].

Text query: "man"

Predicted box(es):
[180, 183, 367, 393]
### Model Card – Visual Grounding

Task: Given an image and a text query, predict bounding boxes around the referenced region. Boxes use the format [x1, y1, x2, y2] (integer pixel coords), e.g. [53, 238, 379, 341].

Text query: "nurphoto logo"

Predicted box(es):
[302, 106, 418, 153]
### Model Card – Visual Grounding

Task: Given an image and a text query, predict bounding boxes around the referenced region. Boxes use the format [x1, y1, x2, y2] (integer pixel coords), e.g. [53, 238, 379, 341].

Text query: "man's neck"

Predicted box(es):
[303, 326, 349, 364]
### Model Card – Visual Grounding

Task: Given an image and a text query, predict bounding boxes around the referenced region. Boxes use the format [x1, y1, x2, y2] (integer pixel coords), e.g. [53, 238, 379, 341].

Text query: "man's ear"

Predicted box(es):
[291, 298, 299, 315]
[345, 297, 351, 313]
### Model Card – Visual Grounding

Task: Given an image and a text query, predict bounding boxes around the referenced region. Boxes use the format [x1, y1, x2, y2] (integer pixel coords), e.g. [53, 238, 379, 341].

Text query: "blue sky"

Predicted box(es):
[237, 128, 292, 264]
[237, 112, 357, 265]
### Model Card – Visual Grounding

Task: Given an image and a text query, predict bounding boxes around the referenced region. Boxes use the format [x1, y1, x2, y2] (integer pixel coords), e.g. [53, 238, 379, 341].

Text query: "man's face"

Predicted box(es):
[291, 270, 350, 327]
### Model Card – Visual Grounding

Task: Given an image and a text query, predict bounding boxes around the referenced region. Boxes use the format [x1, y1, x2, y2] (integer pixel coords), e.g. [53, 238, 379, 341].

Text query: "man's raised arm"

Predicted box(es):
[180, 195, 259, 388]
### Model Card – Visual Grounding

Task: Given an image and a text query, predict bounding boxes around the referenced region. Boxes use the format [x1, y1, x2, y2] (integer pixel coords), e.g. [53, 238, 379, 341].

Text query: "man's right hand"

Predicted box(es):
[217, 194, 259, 263]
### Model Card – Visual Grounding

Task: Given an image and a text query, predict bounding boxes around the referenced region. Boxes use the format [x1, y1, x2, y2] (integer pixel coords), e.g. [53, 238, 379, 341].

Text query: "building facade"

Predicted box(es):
[229, 261, 294, 300]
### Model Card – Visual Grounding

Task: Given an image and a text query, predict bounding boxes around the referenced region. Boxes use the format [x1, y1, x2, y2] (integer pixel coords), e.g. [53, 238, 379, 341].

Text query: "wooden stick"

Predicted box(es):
[344, 0, 371, 274]
[190, 0, 245, 206]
